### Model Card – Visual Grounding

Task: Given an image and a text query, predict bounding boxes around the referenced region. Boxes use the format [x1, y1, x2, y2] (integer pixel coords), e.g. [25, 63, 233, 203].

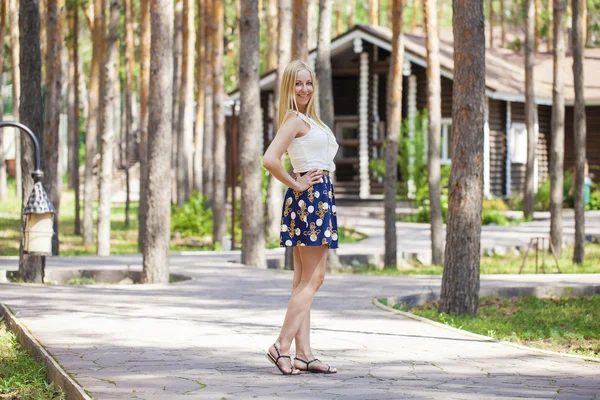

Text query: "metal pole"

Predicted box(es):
[0, 121, 44, 182]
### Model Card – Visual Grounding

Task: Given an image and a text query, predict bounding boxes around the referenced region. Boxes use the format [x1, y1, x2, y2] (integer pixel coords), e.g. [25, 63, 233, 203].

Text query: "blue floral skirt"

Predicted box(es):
[280, 171, 339, 249]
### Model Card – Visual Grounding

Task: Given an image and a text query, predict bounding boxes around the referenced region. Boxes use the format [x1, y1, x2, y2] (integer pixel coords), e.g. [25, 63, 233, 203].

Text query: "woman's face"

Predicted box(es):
[294, 69, 313, 110]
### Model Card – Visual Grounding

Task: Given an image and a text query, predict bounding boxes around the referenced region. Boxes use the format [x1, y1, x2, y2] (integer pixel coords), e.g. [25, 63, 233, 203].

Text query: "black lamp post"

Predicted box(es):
[0, 121, 56, 256]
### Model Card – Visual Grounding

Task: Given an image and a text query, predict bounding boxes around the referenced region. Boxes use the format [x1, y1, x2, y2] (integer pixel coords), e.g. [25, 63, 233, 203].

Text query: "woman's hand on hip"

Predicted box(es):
[295, 168, 323, 192]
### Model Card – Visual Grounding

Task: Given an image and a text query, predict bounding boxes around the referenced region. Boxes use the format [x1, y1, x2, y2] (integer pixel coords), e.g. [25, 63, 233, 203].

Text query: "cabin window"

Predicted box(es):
[509, 122, 527, 164]
[440, 118, 452, 164]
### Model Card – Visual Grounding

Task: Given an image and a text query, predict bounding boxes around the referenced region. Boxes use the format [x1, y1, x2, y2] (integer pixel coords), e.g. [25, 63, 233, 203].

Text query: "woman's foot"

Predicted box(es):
[294, 354, 337, 374]
[267, 343, 301, 375]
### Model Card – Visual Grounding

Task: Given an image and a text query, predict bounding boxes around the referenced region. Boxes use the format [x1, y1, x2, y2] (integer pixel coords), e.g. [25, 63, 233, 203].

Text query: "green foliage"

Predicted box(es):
[481, 209, 510, 226]
[397, 111, 428, 201]
[67, 276, 97, 285]
[0, 322, 65, 399]
[587, 183, 600, 211]
[482, 198, 508, 211]
[534, 178, 551, 211]
[386, 294, 600, 358]
[171, 191, 214, 238]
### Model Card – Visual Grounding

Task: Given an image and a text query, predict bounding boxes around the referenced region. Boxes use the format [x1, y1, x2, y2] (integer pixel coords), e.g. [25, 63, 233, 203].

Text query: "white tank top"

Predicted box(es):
[286, 110, 339, 173]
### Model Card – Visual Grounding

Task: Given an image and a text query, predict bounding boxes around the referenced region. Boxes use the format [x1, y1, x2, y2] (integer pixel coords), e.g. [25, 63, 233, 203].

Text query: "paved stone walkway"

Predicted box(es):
[1, 255, 600, 399]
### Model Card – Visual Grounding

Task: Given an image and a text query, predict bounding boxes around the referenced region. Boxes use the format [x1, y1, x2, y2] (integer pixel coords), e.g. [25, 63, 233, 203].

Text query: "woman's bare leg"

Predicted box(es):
[293, 247, 311, 357]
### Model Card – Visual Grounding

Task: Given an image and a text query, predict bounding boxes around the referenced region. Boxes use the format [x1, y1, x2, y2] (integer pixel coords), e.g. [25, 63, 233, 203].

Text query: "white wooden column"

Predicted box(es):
[356, 39, 370, 199]
[406, 64, 417, 198]
[484, 98, 491, 198]
[505, 101, 512, 196]
[371, 49, 380, 158]
[533, 104, 539, 193]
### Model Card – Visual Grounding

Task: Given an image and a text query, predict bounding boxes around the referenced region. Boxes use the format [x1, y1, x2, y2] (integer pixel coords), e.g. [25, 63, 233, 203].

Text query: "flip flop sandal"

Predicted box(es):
[266, 344, 299, 375]
[294, 357, 337, 374]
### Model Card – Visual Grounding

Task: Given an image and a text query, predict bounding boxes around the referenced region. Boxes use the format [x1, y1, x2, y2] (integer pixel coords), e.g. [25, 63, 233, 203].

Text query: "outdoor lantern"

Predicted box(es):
[23, 181, 56, 256]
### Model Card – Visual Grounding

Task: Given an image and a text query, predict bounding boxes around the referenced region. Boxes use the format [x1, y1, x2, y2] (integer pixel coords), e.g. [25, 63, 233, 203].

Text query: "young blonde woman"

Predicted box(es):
[262, 60, 339, 375]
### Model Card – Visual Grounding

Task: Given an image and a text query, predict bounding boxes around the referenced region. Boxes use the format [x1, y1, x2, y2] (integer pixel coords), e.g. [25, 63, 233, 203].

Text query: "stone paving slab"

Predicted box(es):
[1, 257, 600, 399]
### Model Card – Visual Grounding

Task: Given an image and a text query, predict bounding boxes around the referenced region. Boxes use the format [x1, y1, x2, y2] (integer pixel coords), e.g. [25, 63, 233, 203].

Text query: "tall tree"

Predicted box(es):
[534, 0, 541, 52]
[317, 0, 342, 269]
[425, 0, 444, 265]
[266, 0, 291, 244]
[266, 0, 278, 70]
[138, 0, 150, 250]
[411, 0, 420, 33]
[43, 0, 65, 256]
[0, 0, 6, 203]
[203, 0, 214, 204]
[9, 0, 21, 200]
[97, 0, 120, 256]
[572, 0, 586, 264]
[84, 0, 105, 245]
[193, 0, 205, 193]
[385, 0, 403, 268]
[177, 0, 195, 207]
[488, 0, 494, 48]
[292, 0, 308, 61]
[439, 0, 485, 316]
[123, 0, 134, 226]
[239, 0, 267, 267]
[523, 0, 536, 219]
[550, 0, 565, 258]
[368, 0, 379, 25]
[19, 0, 44, 282]
[308, 0, 317, 50]
[347, 0, 356, 29]
[172, 0, 183, 204]
[67, 0, 81, 235]
[547, 0, 553, 51]
[142, 0, 173, 283]
[500, 0, 506, 47]
[212, 0, 226, 248]
[335, 0, 344, 35]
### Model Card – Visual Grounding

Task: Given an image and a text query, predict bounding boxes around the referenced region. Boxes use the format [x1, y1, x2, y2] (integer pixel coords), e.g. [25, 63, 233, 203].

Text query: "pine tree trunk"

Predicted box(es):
[347, 0, 356, 29]
[0, 0, 7, 203]
[19, 0, 44, 282]
[97, 0, 120, 256]
[84, 0, 105, 245]
[488, 0, 494, 48]
[203, 0, 214, 204]
[212, 0, 227, 248]
[239, 0, 267, 267]
[142, 0, 173, 284]
[550, 0, 565, 258]
[193, 0, 205, 193]
[308, 0, 317, 50]
[425, 0, 444, 265]
[580, 0, 587, 49]
[385, 0, 404, 268]
[292, 0, 308, 61]
[369, 0, 379, 26]
[9, 0, 21, 200]
[534, 0, 541, 52]
[500, 0, 506, 47]
[138, 0, 150, 249]
[572, 0, 586, 264]
[438, 0, 485, 316]
[411, 0, 420, 33]
[547, 0, 553, 51]
[266, 0, 278, 70]
[172, 0, 183, 205]
[335, 0, 344, 35]
[177, 0, 195, 207]
[43, 0, 65, 256]
[71, 4, 81, 236]
[524, 0, 536, 219]
[124, 0, 135, 227]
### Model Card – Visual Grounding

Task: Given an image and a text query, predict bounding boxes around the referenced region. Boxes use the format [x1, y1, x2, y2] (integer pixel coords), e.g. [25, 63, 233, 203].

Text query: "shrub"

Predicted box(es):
[587, 184, 600, 211]
[171, 191, 213, 238]
[482, 209, 510, 226]
[483, 198, 508, 211]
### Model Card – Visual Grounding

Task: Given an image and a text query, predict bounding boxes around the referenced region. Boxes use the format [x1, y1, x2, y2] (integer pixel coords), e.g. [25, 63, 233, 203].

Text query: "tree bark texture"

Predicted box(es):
[523, 0, 536, 219]
[547, 0, 553, 51]
[369, 0, 379, 26]
[550, 0, 565, 258]
[335, 0, 343, 35]
[239, 0, 267, 268]
[0, 0, 7, 203]
[534, 0, 541, 52]
[411, 0, 420, 33]
[97, 0, 120, 256]
[124, 0, 135, 227]
[84, 0, 105, 245]
[203, 0, 214, 204]
[317, 0, 342, 269]
[172, 0, 183, 205]
[138, 0, 150, 250]
[177, 0, 195, 207]
[439, 0, 485, 316]
[572, 0, 586, 264]
[488, 0, 494, 48]
[19, 0, 44, 282]
[425, 0, 444, 265]
[142, 0, 173, 284]
[308, 0, 317, 50]
[385, 0, 404, 268]
[9, 0, 21, 199]
[193, 0, 205, 193]
[70, 2, 81, 235]
[43, 0, 65, 256]
[212, 0, 227, 248]
[292, 0, 308, 61]
[266, 0, 278, 70]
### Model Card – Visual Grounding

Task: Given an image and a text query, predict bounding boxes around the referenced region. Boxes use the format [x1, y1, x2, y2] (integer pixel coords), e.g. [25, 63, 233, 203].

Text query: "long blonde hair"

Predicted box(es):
[277, 60, 327, 130]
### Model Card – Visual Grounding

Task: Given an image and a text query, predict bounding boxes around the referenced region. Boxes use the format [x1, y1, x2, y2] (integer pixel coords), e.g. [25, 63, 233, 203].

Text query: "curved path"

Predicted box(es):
[1, 255, 599, 399]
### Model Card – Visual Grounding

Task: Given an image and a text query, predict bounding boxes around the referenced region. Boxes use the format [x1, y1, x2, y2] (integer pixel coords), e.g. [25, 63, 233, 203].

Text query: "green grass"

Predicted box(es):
[0, 321, 65, 399]
[379, 295, 600, 358]
[347, 242, 600, 275]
